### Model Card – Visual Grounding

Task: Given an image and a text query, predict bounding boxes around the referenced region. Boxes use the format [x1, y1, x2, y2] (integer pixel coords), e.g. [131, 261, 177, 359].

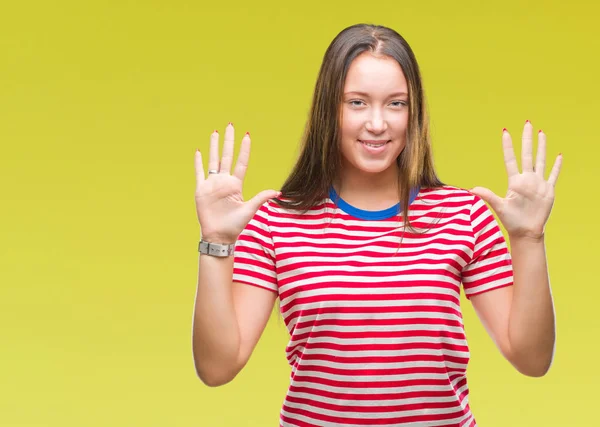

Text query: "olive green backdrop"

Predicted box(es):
[1, 0, 597, 425]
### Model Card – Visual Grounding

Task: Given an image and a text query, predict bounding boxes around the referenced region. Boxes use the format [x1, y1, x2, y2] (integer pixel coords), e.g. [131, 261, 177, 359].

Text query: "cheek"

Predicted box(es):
[391, 114, 409, 137]
[341, 116, 362, 138]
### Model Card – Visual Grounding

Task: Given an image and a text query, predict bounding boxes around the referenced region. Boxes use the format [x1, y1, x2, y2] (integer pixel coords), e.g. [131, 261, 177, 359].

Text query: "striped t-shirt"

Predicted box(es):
[233, 185, 513, 427]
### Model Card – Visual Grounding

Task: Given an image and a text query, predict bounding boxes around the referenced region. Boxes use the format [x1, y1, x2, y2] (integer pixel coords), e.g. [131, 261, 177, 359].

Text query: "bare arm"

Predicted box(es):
[192, 124, 280, 387]
[471, 235, 555, 377]
[192, 252, 277, 386]
[469, 121, 561, 377]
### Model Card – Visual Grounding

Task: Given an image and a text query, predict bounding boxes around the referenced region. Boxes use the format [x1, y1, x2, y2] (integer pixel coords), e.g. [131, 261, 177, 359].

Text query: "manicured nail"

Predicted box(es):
[214, 129, 218, 133]
[502, 128, 507, 133]
[559, 153, 562, 156]
[525, 120, 530, 124]
[245, 131, 250, 136]
[538, 129, 543, 134]
[228, 122, 233, 127]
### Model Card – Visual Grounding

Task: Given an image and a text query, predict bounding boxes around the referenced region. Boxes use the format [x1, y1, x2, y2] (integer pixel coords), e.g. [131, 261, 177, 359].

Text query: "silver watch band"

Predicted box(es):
[198, 240, 235, 257]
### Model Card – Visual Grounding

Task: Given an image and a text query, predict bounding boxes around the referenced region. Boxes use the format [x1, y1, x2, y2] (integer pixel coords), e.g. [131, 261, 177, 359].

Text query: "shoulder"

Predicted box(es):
[260, 197, 332, 223]
[416, 185, 477, 208]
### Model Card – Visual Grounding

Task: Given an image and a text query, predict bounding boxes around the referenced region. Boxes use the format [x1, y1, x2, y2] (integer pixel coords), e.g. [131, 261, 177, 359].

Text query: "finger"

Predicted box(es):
[470, 186, 503, 213]
[195, 149, 205, 189]
[208, 129, 220, 173]
[247, 189, 281, 214]
[535, 129, 546, 177]
[547, 153, 563, 187]
[220, 123, 235, 174]
[233, 132, 251, 181]
[502, 129, 519, 177]
[521, 120, 534, 172]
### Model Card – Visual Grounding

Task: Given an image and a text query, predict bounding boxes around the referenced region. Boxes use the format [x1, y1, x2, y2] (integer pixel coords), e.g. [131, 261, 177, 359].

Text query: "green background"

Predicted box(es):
[1, 0, 598, 425]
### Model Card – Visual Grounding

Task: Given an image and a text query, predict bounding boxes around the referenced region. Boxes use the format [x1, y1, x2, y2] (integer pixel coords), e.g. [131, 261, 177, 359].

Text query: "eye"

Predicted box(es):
[390, 101, 407, 107]
[348, 100, 365, 107]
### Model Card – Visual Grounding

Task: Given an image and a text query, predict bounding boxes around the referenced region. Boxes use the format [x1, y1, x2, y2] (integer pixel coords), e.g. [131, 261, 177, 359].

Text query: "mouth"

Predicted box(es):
[358, 139, 391, 148]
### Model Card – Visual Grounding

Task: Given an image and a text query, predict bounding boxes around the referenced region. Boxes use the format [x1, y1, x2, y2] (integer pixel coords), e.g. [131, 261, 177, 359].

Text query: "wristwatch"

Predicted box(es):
[198, 240, 235, 257]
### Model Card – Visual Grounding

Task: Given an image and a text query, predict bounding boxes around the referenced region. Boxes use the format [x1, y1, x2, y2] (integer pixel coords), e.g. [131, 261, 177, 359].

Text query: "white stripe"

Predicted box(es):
[276, 239, 473, 253]
[280, 409, 472, 427]
[277, 252, 467, 269]
[294, 346, 469, 360]
[296, 358, 467, 372]
[278, 263, 463, 282]
[464, 276, 512, 296]
[285, 311, 465, 332]
[289, 380, 457, 395]
[463, 263, 511, 283]
[287, 390, 460, 407]
[286, 335, 468, 349]
[279, 274, 462, 296]
[280, 286, 461, 307]
[282, 299, 462, 318]
[292, 323, 465, 336]
[283, 398, 470, 420]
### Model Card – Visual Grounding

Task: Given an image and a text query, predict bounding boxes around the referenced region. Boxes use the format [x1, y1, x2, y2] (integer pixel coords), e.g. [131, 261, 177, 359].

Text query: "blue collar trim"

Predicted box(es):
[328, 186, 420, 220]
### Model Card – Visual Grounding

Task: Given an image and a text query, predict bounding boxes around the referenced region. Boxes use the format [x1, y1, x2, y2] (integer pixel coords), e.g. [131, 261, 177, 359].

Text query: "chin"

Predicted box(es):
[350, 159, 398, 175]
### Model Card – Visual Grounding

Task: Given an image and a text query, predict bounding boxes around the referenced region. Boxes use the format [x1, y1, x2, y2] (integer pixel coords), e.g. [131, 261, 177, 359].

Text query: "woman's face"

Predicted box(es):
[339, 52, 409, 179]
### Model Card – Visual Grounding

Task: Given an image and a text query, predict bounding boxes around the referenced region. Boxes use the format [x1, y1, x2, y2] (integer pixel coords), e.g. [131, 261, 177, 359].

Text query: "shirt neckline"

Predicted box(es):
[328, 186, 420, 220]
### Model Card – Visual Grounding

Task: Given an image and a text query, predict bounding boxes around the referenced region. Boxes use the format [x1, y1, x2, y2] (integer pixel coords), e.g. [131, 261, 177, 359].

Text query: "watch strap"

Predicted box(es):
[198, 240, 235, 257]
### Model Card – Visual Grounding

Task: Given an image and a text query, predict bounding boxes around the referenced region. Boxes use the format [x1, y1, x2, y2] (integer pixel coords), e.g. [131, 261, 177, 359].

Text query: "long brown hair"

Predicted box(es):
[274, 23, 444, 232]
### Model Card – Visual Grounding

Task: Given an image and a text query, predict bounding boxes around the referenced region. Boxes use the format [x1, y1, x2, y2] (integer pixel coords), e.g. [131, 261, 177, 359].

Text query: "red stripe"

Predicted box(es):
[294, 316, 463, 330]
[277, 247, 471, 263]
[282, 402, 467, 425]
[286, 341, 470, 356]
[274, 237, 476, 251]
[283, 304, 464, 325]
[298, 352, 469, 366]
[281, 292, 461, 313]
[289, 328, 466, 343]
[278, 256, 466, 275]
[289, 385, 457, 401]
[286, 393, 461, 413]
[293, 363, 453, 377]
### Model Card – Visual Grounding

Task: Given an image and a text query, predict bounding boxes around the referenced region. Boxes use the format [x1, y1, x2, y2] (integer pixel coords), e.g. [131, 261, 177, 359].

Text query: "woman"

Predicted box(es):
[192, 23, 562, 427]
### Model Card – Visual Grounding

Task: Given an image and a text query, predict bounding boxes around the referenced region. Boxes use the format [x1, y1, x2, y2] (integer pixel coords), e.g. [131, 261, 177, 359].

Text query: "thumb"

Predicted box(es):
[469, 186, 502, 212]
[247, 189, 281, 213]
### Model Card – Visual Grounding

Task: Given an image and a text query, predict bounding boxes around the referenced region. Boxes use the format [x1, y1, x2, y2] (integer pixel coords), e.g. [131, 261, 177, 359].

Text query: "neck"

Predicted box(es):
[334, 164, 401, 211]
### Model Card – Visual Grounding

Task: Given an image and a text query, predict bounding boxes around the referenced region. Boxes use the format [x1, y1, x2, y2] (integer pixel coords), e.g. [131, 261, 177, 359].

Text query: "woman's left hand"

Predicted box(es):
[470, 121, 563, 240]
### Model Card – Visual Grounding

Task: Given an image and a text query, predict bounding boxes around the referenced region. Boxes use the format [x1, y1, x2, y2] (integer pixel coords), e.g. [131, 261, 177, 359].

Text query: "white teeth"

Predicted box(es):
[362, 141, 385, 147]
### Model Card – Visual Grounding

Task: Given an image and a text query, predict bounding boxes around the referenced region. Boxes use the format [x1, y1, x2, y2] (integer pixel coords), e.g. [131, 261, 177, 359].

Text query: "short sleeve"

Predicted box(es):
[461, 195, 513, 299]
[232, 202, 279, 294]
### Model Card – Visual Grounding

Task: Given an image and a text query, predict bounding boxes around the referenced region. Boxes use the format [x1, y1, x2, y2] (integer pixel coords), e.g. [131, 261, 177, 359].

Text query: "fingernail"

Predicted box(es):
[245, 131, 250, 136]
[538, 129, 543, 134]
[559, 152, 562, 156]
[502, 128, 507, 133]
[228, 122, 233, 127]
[214, 129, 218, 133]
[525, 120, 530, 124]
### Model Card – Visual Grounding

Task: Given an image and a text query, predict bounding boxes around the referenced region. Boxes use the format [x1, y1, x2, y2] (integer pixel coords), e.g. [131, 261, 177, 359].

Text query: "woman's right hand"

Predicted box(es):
[194, 123, 280, 244]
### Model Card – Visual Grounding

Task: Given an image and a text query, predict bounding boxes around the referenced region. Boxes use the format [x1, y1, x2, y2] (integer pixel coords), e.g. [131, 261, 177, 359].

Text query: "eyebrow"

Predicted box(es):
[344, 91, 408, 97]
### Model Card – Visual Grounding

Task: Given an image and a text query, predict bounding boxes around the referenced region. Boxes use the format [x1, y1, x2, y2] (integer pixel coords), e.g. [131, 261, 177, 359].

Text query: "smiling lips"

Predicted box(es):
[359, 139, 389, 147]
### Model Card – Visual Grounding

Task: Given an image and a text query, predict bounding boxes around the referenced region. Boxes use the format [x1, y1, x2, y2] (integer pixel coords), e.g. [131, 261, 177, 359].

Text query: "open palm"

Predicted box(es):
[470, 121, 563, 240]
[194, 124, 279, 243]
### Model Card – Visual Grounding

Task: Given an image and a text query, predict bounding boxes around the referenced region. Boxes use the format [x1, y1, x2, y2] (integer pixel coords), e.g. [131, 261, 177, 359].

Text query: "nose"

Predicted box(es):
[365, 109, 387, 134]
